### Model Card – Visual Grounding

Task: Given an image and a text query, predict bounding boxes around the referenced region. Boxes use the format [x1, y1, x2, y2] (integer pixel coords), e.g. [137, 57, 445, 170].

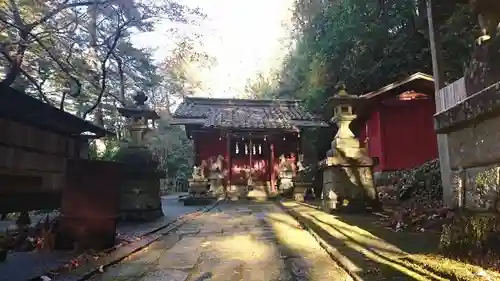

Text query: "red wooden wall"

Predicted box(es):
[359, 97, 438, 172]
[195, 131, 227, 165]
[193, 130, 299, 190]
[358, 111, 384, 172]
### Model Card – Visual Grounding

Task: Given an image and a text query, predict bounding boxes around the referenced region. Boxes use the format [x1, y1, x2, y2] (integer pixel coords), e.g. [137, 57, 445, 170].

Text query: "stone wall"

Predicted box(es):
[434, 38, 500, 211]
[448, 115, 500, 169]
[446, 116, 500, 211]
[465, 165, 500, 210]
[439, 115, 500, 211]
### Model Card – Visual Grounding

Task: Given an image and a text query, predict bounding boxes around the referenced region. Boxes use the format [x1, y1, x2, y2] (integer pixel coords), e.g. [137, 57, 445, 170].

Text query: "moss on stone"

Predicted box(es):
[440, 210, 500, 257]
[111, 146, 159, 172]
[111, 145, 164, 221]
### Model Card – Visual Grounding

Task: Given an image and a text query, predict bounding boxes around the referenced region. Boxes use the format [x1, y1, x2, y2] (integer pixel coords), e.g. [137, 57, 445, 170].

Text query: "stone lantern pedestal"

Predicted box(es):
[114, 93, 164, 221]
[320, 87, 380, 213]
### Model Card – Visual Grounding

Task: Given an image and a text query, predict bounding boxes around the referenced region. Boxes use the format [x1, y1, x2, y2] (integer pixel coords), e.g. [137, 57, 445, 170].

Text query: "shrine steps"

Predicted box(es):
[226, 184, 278, 202]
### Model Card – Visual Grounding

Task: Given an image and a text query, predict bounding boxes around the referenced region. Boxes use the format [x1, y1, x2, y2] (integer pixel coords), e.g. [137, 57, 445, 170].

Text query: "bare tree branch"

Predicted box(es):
[82, 19, 132, 119]
[27, 1, 110, 29]
[1, 50, 53, 104]
[60, 90, 67, 110]
[26, 29, 83, 98]
[112, 51, 126, 103]
[8, 0, 26, 28]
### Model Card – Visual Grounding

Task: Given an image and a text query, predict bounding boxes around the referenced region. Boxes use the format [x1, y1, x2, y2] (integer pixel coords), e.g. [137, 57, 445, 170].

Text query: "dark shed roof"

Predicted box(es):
[0, 85, 111, 138]
[171, 97, 328, 130]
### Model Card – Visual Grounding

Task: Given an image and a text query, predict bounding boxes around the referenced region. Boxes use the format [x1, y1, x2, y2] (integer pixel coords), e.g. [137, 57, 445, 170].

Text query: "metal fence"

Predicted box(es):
[160, 177, 188, 194]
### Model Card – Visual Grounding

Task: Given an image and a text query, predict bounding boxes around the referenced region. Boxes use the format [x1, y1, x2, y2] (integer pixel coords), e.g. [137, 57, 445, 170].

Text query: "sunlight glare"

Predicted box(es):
[132, 0, 294, 98]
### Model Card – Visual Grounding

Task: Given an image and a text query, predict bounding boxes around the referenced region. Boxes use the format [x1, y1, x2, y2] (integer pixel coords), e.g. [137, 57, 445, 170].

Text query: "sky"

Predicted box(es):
[132, 0, 294, 98]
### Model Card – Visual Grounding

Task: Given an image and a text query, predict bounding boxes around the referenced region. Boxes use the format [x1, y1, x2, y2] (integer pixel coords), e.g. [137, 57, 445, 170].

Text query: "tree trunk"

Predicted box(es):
[1, 30, 29, 86]
[117, 58, 126, 104]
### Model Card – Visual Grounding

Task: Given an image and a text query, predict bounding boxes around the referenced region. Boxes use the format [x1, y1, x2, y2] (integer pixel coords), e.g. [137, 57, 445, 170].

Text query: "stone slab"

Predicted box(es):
[140, 269, 189, 281]
[210, 260, 245, 281]
[157, 251, 201, 270]
[242, 262, 286, 281]
[176, 228, 201, 236]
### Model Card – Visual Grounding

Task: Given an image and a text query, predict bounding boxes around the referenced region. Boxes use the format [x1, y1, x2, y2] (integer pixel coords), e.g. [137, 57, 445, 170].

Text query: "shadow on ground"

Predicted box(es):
[334, 214, 440, 254]
[283, 201, 500, 281]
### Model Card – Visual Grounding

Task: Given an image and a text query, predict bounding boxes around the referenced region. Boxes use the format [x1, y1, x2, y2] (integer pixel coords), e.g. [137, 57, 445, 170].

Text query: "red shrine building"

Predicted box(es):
[355, 72, 438, 172]
[171, 97, 327, 197]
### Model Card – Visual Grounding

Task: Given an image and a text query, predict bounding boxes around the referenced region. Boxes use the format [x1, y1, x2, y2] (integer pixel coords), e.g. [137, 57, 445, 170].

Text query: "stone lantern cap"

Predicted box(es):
[118, 92, 160, 120]
[327, 86, 360, 108]
[325, 86, 361, 120]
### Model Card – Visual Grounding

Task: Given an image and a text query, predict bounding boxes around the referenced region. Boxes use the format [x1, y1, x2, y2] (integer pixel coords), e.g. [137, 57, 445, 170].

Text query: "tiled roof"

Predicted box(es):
[171, 97, 328, 130]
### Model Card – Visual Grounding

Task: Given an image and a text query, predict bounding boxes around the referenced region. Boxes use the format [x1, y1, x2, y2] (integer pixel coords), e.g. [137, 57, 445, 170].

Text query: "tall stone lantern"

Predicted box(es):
[320, 86, 380, 212]
[113, 92, 164, 221]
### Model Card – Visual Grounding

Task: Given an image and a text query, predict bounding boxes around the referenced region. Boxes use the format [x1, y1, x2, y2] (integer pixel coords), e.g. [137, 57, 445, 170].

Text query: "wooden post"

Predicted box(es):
[249, 138, 253, 187]
[427, 0, 445, 90]
[427, 0, 454, 208]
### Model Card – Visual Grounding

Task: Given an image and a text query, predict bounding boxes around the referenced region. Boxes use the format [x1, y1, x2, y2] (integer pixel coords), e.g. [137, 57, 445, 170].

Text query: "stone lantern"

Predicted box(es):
[328, 86, 359, 157]
[118, 92, 159, 145]
[113, 92, 164, 221]
[321, 86, 380, 212]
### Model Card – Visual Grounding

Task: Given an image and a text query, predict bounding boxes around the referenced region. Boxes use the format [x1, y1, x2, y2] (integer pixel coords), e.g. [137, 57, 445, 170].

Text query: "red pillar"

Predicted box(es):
[225, 131, 231, 193]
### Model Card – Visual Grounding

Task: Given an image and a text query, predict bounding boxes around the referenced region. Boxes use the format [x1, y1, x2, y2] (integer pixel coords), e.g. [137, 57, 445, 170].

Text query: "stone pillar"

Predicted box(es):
[320, 87, 380, 213]
[128, 117, 148, 146]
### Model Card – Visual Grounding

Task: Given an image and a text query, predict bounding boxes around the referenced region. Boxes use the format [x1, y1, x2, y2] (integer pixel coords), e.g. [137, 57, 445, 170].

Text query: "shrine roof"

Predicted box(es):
[171, 97, 328, 130]
[361, 72, 434, 100]
[0, 85, 111, 138]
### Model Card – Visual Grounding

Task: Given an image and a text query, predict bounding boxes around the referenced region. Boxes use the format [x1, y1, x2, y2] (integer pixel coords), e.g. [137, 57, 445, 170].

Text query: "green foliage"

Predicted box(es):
[0, 0, 209, 126]
[0, 1, 213, 183]
[440, 211, 500, 257]
[89, 138, 120, 160]
[279, 0, 476, 109]
[146, 117, 193, 180]
[245, 0, 478, 161]
[244, 72, 280, 99]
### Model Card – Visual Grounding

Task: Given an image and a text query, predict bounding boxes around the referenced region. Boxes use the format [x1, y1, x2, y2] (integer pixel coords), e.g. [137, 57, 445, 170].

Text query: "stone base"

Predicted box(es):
[278, 177, 294, 197]
[189, 181, 210, 195]
[321, 199, 337, 213]
[321, 163, 379, 213]
[293, 183, 312, 202]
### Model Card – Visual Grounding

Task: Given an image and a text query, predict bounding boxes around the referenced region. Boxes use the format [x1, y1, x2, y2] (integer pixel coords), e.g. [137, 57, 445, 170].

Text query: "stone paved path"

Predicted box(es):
[88, 201, 352, 281]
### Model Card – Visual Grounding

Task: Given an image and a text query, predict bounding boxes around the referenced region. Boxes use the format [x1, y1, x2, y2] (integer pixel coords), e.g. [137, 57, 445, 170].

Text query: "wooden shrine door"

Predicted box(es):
[230, 138, 270, 186]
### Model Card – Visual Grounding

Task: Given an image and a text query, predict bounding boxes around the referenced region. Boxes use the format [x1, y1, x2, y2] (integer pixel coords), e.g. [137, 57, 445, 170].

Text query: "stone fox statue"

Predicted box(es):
[210, 155, 225, 174]
[470, 0, 500, 44]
